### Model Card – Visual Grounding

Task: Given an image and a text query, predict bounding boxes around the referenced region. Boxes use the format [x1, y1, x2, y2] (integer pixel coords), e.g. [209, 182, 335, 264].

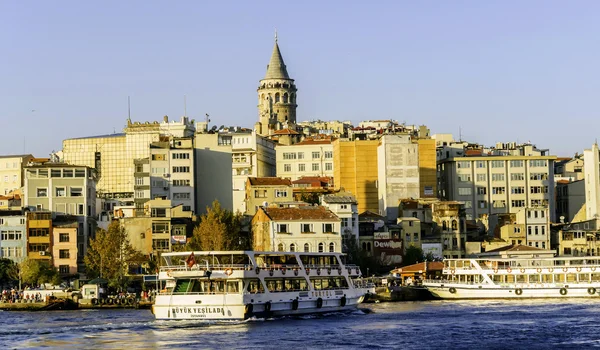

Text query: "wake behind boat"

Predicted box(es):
[152, 251, 366, 320]
[422, 256, 600, 299]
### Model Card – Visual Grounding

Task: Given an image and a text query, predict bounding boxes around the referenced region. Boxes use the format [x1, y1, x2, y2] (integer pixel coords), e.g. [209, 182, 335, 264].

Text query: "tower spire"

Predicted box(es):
[264, 33, 289, 79]
[275, 28, 278, 43]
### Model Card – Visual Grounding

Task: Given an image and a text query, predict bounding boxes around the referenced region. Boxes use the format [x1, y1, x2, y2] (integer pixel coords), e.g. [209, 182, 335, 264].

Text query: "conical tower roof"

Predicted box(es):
[264, 38, 290, 80]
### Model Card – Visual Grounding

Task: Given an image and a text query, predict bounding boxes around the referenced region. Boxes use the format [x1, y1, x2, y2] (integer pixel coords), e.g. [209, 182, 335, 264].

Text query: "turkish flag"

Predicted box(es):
[186, 252, 196, 268]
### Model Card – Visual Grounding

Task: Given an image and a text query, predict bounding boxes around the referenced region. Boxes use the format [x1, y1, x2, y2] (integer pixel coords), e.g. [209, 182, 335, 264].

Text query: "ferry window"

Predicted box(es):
[290, 243, 296, 252]
[285, 278, 308, 291]
[304, 243, 310, 252]
[579, 273, 590, 283]
[554, 274, 565, 283]
[506, 275, 515, 283]
[266, 279, 285, 292]
[246, 279, 264, 293]
[529, 275, 539, 283]
[566, 274, 577, 283]
[318, 243, 324, 253]
[592, 274, 600, 282]
[329, 243, 335, 252]
[226, 281, 240, 293]
[278, 243, 285, 251]
[312, 279, 322, 290]
[541, 274, 552, 283]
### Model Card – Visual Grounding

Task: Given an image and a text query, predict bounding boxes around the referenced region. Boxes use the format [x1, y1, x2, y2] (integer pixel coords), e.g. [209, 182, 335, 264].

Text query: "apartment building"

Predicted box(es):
[245, 177, 293, 216]
[583, 143, 600, 221]
[251, 205, 341, 253]
[26, 211, 52, 262]
[557, 219, 600, 256]
[276, 138, 334, 181]
[0, 213, 27, 263]
[195, 128, 276, 214]
[133, 137, 195, 215]
[438, 142, 556, 221]
[0, 155, 34, 196]
[321, 194, 359, 245]
[23, 162, 97, 259]
[52, 221, 78, 275]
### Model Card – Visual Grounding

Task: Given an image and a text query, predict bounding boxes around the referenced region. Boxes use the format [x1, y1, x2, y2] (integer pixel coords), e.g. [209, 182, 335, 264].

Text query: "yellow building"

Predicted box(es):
[417, 139, 437, 198]
[333, 139, 379, 214]
[27, 211, 53, 262]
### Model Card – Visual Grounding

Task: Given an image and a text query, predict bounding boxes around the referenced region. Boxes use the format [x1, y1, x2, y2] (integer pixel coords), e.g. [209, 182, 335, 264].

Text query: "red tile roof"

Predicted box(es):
[263, 206, 339, 221]
[272, 128, 300, 135]
[485, 244, 544, 253]
[391, 261, 444, 274]
[248, 177, 292, 186]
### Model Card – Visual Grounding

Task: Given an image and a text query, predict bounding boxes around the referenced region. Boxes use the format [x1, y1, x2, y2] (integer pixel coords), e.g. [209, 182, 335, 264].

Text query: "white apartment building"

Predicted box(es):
[438, 143, 556, 221]
[321, 194, 359, 245]
[276, 139, 334, 181]
[377, 135, 420, 222]
[0, 155, 34, 195]
[195, 127, 276, 214]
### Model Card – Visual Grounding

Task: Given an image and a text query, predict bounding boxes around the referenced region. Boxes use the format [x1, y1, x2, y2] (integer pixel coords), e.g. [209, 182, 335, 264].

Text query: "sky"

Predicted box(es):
[1, 1, 599, 157]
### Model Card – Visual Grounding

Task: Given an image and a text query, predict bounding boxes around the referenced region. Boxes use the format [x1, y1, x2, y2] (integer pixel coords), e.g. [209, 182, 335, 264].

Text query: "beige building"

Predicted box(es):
[297, 120, 351, 138]
[276, 139, 334, 181]
[438, 143, 556, 221]
[431, 201, 466, 258]
[195, 128, 276, 214]
[558, 219, 600, 256]
[0, 154, 34, 196]
[495, 207, 550, 250]
[398, 217, 421, 250]
[245, 177, 293, 216]
[256, 36, 297, 135]
[52, 221, 78, 275]
[23, 162, 97, 261]
[584, 143, 600, 221]
[321, 194, 359, 245]
[251, 205, 341, 253]
[62, 116, 195, 200]
[26, 211, 52, 263]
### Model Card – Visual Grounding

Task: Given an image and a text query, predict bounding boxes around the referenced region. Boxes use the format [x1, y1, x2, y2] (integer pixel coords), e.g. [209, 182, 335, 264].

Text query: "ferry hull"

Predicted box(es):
[425, 284, 600, 299]
[153, 294, 364, 320]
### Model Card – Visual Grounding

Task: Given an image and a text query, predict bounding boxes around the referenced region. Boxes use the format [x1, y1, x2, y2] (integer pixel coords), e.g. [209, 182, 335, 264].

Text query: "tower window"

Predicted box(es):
[275, 93, 280, 103]
[283, 93, 289, 103]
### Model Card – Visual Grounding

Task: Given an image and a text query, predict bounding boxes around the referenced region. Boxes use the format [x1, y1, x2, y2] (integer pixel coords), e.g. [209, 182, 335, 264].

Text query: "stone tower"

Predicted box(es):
[256, 34, 297, 135]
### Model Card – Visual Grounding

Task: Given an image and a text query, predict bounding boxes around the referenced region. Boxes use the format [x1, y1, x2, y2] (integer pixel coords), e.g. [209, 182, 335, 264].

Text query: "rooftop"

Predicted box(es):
[322, 194, 357, 204]
[262, 206, 339, 221]
[248, 177, 292, 186]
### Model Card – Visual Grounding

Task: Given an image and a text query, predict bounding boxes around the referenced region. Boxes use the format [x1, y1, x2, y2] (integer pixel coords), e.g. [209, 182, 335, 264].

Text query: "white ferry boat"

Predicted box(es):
[152, 251, 366, 320]
[422, 256, 600, 299]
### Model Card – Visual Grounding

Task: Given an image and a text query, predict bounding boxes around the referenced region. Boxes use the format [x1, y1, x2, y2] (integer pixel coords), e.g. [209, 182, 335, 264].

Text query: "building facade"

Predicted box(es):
[584, 143, 600, 221]
[0, 214, 27, 263]
[0, 155, 34, 196]
[321, 194, 359, 247]
[276, 139, 334, 182]
[52, 221, 78, 275]
[245, 177, 293, 216]
[251, 205, 341, 253]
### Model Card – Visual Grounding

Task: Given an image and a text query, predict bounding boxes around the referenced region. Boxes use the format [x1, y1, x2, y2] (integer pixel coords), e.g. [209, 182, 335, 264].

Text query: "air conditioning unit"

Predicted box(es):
[39, 251, 46, 256]
[163, 174, 170, 178]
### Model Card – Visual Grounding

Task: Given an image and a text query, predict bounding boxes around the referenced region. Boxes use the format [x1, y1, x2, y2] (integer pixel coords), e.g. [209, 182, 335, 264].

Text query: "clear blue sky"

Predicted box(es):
[2, 1, 599, 157]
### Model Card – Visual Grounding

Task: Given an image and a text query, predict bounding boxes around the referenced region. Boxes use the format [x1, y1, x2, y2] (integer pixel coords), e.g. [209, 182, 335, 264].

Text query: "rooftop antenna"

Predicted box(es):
[275, 28, 278, 43]
[459, 127, 462, 142]
[127, 96, 131, 121]
[184, 95, 187, 117]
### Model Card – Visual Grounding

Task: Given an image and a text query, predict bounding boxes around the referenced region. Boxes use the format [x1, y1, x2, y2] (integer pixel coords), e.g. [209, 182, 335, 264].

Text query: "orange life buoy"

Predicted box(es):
[450, 268, 456, 275]
[493, 268, 498, 274]
[576, 267, 582, 272]
[536, 268, 542, 273]
[167, 270, 173, 277]
[592, 267, 597, 272]
[520, 268, 525, 273]
[563, 267, 568, 272]
[507, 267, 512, 273]
[548, 268, 554, 273]
[225, 268, 233, 276]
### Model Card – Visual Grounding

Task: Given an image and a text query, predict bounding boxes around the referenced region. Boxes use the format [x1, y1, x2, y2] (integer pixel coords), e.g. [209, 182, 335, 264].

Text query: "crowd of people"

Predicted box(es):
[1, 289, 45, 303]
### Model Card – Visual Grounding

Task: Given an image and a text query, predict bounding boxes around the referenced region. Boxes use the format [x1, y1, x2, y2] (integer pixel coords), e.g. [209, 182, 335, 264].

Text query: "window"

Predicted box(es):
[173, 179, 191, 187]
[59, 250, 70, 259]
[278, 243, 285, 252]
[324, 151, 333, 159]
[75, 169, 86, 177]
[458, 174, 471, 182]
[37, 188, 48, 197]
[290, 243, 296, 252]
[152, 222, 169, 233]
[491, 160, 504, 168]
[476, 174, 487, 182]
[304, 243, 310, 252]
[1, 231, 23, 240]
[275, 190, 288, 198]
[329, 242, 335, 252]
[342, 218, 349, 227]
[457, 161, 471, 168]
[476, 187, 487, 195]
[59, 265, 70, 274]
[277, 224, 288, 233]
[173, 193, 190, 199]
[152, 239, 170, 250]
[323, 223, 334, 233]
[463, 201, 472, 209]
[510, 160, 524, 167]
[511, 200, 525, 207]
[29, 228, 49, 237]
[312, 152, 320, 159]
[511, 173, 525, 181]
[51, 169, 62, 177]
[492, 187, 505, 195]
[55, 187, 65, 197]
[530, 186, 548, 194]
[458, 188, 472, 196]
[318, 243, 324, 252]
[172, 153, 190, 159]
[255, 190, 267, 198]
[325, 163, 333, 171]
[476, 161, 486, 168]
[284, 164, 291, 172]
[511, 186, 525, 194]
[493, 200, 506, 208]
[478, 200, 487, 209]
[492, 173, 505, 181]
[172, 166, 190, 173]
[283, 152, 297, 160]
[151, 208, 167, 217]
[77, 204, 84, 215]
[298, 152, 305, 159]
[530, 173, 548, 180]
[529, 160, 548, 167]
[298, 164, 306, 172]
[59, 233, 70, 242]
[301, 224, 313, 233]
[312, 163, 319, 171]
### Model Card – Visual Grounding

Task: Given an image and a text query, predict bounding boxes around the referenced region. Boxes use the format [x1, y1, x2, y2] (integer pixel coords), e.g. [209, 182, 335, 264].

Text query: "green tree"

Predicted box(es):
[0, 258, 19, 287]
[19, 258, 61, 286]
[343, 237, 379, 276]
[299, 191, 320, 205]
[188, 200, 245, 251]
[403, 245, 425, 266]
[85, 221, 146, 289]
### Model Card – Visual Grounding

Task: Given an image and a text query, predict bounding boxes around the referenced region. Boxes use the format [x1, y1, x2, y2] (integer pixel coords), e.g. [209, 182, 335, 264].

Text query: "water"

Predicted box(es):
[2, 300, 600, 349]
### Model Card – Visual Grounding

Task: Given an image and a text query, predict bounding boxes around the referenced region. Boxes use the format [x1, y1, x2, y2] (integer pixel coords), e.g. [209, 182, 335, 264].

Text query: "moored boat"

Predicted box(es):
[152, 250, 365, 320]
[422, 256, 600, 299]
